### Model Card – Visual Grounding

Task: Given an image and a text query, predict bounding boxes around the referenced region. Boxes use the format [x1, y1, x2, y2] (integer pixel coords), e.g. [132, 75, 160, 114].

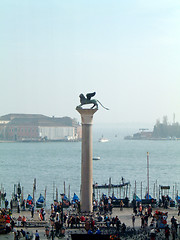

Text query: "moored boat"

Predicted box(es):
[93, 157, 100, 160]
[99, 135, 109, 143]
[72, 193, 80, 203]
[61, 194, 70, 208]
[26, 194, 33, 208]
[36, 194, 45, 208]
[176, 195, 180, 203]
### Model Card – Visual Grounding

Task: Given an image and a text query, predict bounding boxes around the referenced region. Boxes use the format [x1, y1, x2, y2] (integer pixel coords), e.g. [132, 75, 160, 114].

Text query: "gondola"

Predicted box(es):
[36, 194, 45, 208]
[61, 194, 70, 208]
[26, 194, 33, 208]
[176, 195, 180, 204]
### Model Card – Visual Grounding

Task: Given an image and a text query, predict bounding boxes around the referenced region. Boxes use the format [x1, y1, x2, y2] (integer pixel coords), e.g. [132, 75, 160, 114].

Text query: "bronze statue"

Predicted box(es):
[77, 92, 109, 110]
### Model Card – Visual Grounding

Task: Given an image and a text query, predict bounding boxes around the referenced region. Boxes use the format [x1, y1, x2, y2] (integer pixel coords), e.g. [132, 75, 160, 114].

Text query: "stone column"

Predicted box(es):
[76, 108, 98, 212]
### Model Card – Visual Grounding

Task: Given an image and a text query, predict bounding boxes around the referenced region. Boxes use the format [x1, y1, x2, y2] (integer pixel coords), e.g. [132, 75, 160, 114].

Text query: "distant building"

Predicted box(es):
[124, 129, 153, 140]
[132, 131, 152, 139]
[0, 114, 81, 142]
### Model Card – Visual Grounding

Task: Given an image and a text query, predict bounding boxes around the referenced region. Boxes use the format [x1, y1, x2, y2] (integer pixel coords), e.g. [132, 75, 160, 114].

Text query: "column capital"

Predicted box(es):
[76, 108, 98, 124]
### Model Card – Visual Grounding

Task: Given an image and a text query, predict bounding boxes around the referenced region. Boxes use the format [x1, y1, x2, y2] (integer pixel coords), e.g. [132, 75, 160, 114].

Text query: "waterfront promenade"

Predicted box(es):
[2, 205, 180, 240]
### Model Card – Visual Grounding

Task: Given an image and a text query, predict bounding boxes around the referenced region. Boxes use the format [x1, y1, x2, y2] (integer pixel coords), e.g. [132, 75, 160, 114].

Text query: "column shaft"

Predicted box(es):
[76, 108, 97, 212]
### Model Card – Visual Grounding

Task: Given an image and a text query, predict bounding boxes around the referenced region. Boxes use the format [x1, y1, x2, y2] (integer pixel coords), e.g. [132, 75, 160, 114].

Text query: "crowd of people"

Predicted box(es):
[13, 229, 40, 240]
[0, 192, 180, 240]
[132, 203, 180, 240]
[0, 206, 41, 239]
[49, 198, 180, 240]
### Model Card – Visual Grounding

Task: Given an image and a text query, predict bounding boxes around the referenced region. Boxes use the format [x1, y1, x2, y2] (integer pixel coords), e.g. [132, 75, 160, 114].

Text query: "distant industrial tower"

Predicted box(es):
[173, 113, 175, 124]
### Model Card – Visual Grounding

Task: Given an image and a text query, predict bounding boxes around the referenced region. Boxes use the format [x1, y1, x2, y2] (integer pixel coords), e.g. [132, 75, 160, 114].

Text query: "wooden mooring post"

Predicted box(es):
[44, 186, 47, 206]
[64, 181, 66, 195]
[53, 181, 55, 201]
[68, 185, 70, 200]
[56, 188, 58, 202]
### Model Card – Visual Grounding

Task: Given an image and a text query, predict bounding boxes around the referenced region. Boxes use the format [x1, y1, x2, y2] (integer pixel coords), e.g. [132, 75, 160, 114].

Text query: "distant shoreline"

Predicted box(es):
[124, 137, 180, 141]
[0, 139, 81, 143]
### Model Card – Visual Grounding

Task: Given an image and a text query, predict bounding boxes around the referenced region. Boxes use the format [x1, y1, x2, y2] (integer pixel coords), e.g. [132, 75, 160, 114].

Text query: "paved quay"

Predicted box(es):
[1, 206, 180, 239]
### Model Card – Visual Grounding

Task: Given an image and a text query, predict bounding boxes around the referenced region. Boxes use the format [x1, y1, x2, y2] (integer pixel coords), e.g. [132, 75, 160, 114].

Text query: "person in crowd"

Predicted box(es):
[96, 228, 101, 234]
[10, 199, 13, 210]
[120, 200, 124, 211]
[17, 215, 22, 227]
[148, 204, 152, 217]
[85, 218, 90, 232]
[22, 215, 26, 227]
[87, 229, 93, 234]
[35, 230, 40, 240]
[111, 216, 115, 227]
[132, 215, 135, 228]
[25, 231, 31, 240]
[31, 205, 34, 218]
[5, 199, 9, 209]
[150, 228, 156, 240]
[80, 215, 85, 222]
[106, 216, 111, 229]
[171, 224, 176, 240]
[171, 216, 178, 236]
[141, 215, 145, 228]
[139, 204, 142, 215]
[178, 205, 180, 216]
[20, 229, 26, 237]
[64, 213, 67, 226]
[11, 218, 15, 230]
[116, 217, 121, 232]
[41, 208, 46, 221]
[133, 204, 137, 216]
[17, 200, 20, 213]
[55, 220, 61, 236]
[21, 199, 26, 211]
[75, 215, 80, 228]
[121, 223, 126, 233]
[144, 212, 149, 226]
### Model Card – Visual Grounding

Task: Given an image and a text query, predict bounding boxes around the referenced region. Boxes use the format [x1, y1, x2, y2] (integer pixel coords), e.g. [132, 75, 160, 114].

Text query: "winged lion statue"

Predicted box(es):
[76, 92, 109, 110]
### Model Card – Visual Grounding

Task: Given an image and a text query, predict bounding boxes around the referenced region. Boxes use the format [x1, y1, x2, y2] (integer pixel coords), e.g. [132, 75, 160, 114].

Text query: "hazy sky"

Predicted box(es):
[1, 0, 180, 126]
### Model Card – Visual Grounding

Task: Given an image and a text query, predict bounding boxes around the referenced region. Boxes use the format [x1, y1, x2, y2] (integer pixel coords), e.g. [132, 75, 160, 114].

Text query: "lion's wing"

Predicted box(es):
[86, 92, 96, 100]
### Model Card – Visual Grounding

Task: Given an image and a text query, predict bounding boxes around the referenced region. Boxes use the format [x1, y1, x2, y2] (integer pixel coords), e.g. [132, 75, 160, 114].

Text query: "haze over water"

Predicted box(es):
[0, 129, 179, 207]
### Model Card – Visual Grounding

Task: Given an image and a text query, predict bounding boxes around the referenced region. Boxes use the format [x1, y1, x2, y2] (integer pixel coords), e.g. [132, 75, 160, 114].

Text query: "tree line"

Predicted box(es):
[153, 116, 180, 138]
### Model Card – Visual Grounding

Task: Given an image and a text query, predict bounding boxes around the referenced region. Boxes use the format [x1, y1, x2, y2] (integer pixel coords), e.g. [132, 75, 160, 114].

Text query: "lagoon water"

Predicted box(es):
[0, 130, 180, 207]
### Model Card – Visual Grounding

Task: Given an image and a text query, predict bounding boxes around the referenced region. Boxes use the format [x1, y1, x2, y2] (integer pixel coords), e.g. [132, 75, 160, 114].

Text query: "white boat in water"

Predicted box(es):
[99, 135, 109, 142]
[93, 156, 100, 160]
